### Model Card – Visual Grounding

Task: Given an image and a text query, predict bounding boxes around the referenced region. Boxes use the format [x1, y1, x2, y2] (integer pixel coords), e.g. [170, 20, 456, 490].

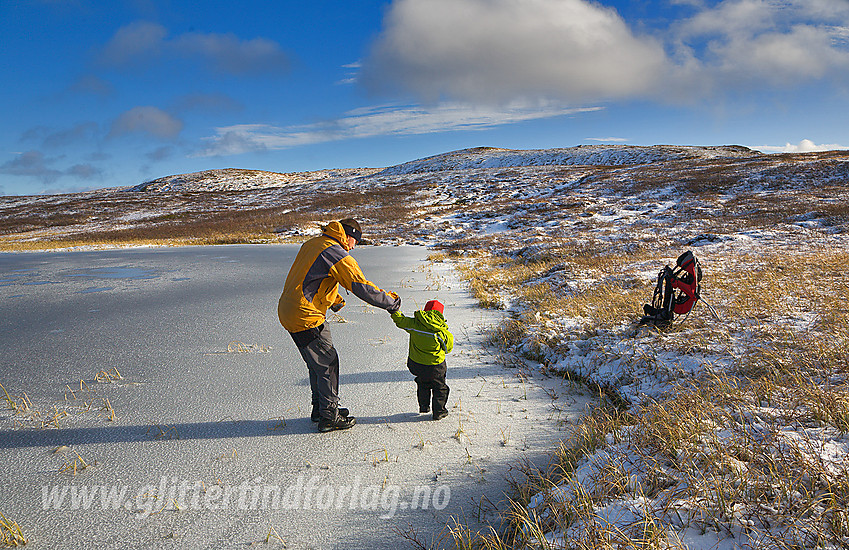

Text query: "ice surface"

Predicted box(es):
[0, 245, 590, 549]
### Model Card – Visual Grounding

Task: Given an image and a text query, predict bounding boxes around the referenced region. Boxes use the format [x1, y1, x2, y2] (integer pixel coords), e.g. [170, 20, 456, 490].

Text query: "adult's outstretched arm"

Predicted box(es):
[331, 255, 401, 312]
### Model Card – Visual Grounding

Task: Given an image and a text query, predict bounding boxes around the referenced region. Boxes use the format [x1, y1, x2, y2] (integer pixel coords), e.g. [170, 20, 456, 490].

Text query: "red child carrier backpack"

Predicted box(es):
[639, 250, 703, 328]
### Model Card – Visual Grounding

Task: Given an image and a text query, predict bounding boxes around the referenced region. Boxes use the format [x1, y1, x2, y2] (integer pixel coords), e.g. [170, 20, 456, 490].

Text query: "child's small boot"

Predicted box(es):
[417, 385, 431, 413]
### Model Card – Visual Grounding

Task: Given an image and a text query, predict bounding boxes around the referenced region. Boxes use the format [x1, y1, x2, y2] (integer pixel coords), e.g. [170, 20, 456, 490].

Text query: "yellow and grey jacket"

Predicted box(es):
[278, 221, 400, 333]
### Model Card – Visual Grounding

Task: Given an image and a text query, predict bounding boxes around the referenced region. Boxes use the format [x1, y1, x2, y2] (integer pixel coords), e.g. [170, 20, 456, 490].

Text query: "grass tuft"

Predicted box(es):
[0, 513, 27, 547]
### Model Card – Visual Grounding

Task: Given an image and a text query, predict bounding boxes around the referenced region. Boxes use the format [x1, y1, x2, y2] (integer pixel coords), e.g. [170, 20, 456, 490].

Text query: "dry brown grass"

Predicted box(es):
[447, 237, 849, 547]
[0, 181, 423, 251]
[0, 512, 27, 547]
[498, 354, 849, 548]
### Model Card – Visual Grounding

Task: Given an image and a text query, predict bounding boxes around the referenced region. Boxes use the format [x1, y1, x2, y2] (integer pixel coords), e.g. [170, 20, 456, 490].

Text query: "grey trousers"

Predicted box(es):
[290, 323, 340, 420]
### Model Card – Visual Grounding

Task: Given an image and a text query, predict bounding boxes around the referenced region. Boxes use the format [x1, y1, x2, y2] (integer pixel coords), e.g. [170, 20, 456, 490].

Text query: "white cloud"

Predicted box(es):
[672, 0, 849, 91]
[71, 74, 114, 96]
[109, 106, 183, 139]
[98, 22, 289, 76]
[172, 32, 289, 75]
[0, 151, 102, 184]
[360, 0, 668, 103]
[586, 137, 629, 143]
[0, 151, 63, 183]
[146, 146, 175, 162]
[337, 62, 362, 86]
[66, 163, 102, 180]
[197, 126, 271, 156]
[99, 21, 167, 67]
[172, 93, 242, 114]
[197, 102, 601, 156]
[23, 122, 100, 149]
[360, 0, 849, 105]
[755, 139, 849, 153]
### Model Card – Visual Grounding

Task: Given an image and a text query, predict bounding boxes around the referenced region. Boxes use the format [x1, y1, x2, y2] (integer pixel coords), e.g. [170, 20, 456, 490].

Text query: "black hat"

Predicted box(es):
[339, 218, 362, 242]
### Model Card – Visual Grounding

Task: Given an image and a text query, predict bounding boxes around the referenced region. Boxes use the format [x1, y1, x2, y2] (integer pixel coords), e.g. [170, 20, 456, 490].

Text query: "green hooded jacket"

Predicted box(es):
[391, 309, 454, 365]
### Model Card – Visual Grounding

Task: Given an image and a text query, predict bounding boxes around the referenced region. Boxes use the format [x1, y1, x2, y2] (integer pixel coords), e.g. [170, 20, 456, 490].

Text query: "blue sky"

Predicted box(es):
[1, 0, 848, 196]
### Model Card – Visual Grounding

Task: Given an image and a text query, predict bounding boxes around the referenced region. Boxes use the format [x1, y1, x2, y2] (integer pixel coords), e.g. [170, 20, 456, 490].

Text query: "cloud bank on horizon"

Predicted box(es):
[1, 0, 848, 194]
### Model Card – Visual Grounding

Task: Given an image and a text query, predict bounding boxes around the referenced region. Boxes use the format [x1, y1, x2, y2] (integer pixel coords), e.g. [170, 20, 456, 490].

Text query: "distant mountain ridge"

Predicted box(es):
[376, 144, 758, 175]
[132, 167, 379, 193]
[134, 144, 761, 193]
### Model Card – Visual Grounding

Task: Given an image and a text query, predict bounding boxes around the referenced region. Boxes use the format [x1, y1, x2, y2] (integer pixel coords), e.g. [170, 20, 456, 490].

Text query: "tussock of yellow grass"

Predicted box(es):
[0, 512, 27, 547]
[58, 451, 90, 476]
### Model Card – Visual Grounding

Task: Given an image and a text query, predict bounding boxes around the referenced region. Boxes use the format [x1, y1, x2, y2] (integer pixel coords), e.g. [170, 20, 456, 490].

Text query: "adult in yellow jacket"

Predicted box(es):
[278, 218, 401, 432]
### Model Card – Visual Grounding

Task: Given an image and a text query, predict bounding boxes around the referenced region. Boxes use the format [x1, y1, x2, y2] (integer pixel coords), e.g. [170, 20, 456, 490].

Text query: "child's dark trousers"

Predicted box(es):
[407, 358, 449, 416]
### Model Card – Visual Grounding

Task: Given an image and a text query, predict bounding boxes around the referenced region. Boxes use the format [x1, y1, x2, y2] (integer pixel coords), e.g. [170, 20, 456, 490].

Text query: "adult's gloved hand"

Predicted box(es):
[387, 292, 401, 313]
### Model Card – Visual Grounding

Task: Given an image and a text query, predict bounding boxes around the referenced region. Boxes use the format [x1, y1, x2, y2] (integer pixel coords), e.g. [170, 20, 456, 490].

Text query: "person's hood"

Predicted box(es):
[322, 221, 351, 250]
[414, 309, 448, 331]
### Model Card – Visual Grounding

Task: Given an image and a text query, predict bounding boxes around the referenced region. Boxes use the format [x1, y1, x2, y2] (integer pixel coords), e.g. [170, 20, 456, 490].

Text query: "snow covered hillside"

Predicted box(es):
[3, 143, 845, 250]
[376, 144, 756, 175]
[132, 144, 761, 190]
[131, 167, 380, 193]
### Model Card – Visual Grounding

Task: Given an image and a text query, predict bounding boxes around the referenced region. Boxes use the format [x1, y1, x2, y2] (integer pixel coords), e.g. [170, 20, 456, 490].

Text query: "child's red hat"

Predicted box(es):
[424, 300, 444, 314]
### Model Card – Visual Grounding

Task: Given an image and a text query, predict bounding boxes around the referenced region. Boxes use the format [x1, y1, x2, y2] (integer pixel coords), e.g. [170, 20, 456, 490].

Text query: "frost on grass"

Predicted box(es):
[447, 255, 849, 547]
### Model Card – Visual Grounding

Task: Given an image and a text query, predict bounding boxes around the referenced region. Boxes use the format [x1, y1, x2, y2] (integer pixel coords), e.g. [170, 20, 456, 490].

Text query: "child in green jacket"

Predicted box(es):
[390, 300, 454, 420]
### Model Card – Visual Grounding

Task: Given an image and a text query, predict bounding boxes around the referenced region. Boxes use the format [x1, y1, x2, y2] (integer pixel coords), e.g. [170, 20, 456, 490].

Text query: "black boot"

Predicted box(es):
[318, 412, 356, 432]
[417, 384, 431, 414]
[312, 405, 349, 422]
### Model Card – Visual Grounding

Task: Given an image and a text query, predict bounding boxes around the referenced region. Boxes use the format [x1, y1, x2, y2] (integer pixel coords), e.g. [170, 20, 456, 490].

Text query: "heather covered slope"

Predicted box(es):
[1, 144, 847, 251]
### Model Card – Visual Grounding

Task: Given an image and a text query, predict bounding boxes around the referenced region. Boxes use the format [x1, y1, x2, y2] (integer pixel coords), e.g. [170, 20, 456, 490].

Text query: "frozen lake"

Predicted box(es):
[0, 244, 588, 549]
